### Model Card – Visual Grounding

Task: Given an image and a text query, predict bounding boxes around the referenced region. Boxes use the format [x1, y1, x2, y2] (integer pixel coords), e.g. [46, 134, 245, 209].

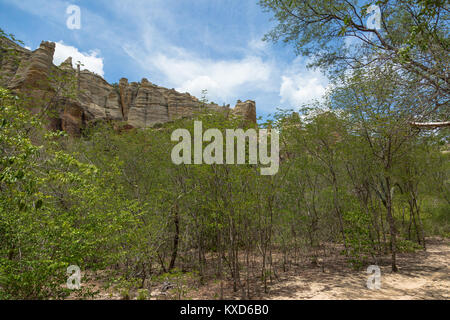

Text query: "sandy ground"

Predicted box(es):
[71, 238, 449, 300]
[265, 238, 449, 300]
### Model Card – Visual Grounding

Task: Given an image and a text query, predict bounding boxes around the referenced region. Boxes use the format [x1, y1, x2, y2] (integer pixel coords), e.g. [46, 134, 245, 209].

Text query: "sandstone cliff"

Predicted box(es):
[0, 39, 257, 136]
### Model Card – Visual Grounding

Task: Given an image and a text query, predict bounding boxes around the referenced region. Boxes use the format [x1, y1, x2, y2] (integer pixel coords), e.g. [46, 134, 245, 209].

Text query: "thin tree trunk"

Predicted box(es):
[385, 176, 398, 272]
[169, 203, 180, 271]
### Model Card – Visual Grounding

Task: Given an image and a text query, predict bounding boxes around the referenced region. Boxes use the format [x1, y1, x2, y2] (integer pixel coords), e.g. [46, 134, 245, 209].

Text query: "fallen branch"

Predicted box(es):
[410, 121, 450, 128]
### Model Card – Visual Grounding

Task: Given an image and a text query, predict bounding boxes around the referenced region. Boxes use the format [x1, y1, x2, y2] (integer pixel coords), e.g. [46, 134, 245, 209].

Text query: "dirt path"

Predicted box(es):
[265, 238, 449, 300]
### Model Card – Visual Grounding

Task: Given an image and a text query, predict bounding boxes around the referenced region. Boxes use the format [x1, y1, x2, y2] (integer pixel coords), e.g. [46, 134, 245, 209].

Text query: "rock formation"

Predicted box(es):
[234, 100, 257, 124]
[0, 39, 257, 136]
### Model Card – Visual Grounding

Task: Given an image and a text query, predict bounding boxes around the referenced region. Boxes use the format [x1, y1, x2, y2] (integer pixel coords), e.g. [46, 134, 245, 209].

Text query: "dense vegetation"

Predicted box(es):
[0, 84, 447, 299]
[0, 0, 449, 299]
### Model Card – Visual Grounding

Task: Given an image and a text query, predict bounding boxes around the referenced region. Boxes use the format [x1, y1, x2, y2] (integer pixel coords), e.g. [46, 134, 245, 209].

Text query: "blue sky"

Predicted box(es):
[0, 0, 329, 118]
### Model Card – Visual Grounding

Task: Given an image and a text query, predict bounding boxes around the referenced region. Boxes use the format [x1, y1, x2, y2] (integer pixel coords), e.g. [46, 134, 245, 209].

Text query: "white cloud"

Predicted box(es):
[248, 38, 269, 53]
[280, 74, 327, 107]
[53, 41, 104, 77]
[124, 43, 274, 104]
[117, 1, 278, 106]
[279, 59, 328, 108]
[159, 55, 272, 101]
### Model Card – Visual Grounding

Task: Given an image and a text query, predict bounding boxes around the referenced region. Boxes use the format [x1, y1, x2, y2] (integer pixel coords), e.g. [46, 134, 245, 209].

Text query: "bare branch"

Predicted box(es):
[410, 121, 450, 128]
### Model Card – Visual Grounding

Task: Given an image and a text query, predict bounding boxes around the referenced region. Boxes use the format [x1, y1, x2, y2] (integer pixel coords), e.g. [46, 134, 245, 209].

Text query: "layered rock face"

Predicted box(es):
[0, 39, 257, 136]
[234, 100, 257, 124]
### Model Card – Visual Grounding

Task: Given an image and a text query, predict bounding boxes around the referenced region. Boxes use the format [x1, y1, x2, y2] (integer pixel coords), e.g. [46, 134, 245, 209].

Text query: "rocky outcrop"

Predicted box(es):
[8, 41, 56, 91]
[234, 100, 257, 124]
[0, 39, 257, 136]
[0, 38, 33, 85]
